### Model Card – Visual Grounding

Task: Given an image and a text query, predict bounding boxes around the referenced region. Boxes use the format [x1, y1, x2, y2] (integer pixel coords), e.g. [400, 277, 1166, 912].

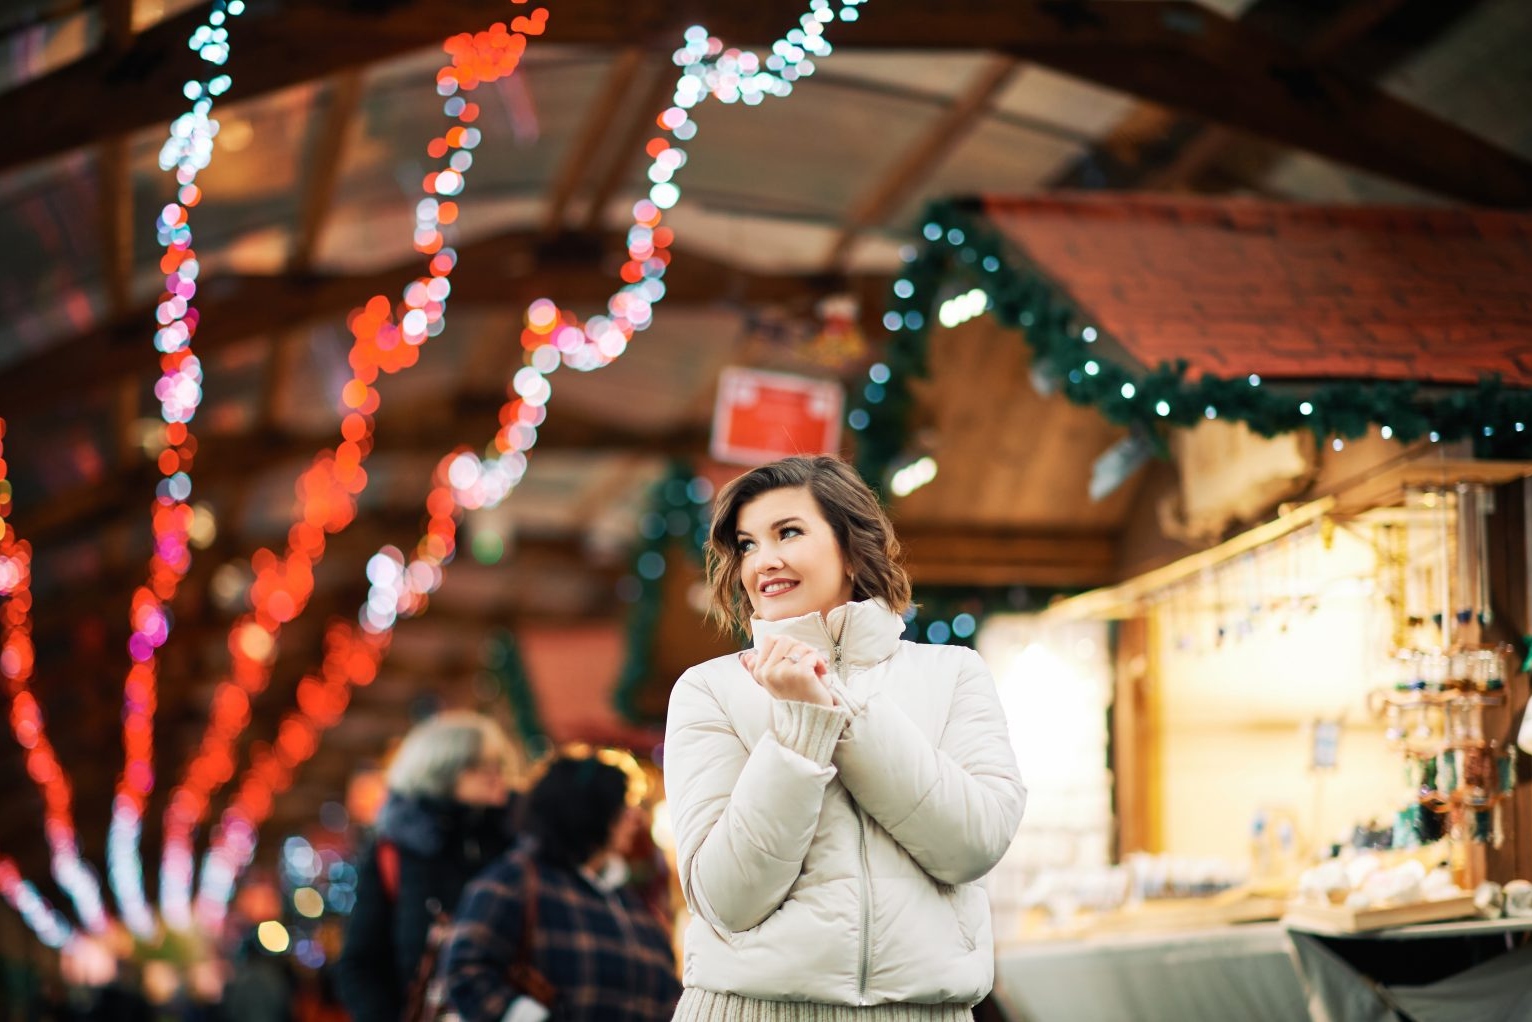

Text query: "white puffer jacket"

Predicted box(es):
[663, 599, 1025, 1007]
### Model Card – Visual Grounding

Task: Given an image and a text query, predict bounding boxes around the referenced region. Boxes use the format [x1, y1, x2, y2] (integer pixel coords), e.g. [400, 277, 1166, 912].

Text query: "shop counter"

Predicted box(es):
[992, 922, 1309, 1022]
[1286, 917, 1532, 1022]
[992, 917, 1532, 1022]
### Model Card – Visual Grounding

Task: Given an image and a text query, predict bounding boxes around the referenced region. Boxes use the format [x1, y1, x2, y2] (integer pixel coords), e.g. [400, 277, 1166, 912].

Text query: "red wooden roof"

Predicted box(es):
[982, 194, 1532, 388]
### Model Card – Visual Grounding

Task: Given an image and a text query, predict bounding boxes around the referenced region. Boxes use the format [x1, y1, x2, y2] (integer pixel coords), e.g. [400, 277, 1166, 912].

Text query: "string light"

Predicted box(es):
[0, 856, 75, 949]
[0, 423, 109, 935]
[192, 0, 869, 922]
[194, 622, 386, 931]
[157, 13, 546, 933]
[109, 0, 248, 941]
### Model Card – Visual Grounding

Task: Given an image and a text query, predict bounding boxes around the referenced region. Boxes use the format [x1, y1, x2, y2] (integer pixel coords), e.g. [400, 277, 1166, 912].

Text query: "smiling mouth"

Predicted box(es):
[760, 580, 798, 596]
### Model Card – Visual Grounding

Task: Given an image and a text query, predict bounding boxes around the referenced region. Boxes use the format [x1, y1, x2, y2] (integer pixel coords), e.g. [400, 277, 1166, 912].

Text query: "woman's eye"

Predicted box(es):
[737, 538, 756, 553]
[780, 526, 803, 539]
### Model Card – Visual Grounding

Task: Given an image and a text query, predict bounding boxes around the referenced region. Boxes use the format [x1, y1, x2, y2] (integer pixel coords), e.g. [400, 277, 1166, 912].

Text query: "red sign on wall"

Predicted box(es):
[710, 367, 844, 466]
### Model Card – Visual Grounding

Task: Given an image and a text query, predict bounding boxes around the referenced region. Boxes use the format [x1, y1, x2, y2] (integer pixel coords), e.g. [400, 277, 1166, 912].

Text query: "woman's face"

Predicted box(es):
[453, 746, 510, 807]
[735, 485, 854, 623]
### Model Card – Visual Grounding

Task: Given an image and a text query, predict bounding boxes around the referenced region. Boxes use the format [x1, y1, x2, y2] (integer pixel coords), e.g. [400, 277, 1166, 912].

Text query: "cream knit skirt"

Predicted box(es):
[672, 990, 974, 1021]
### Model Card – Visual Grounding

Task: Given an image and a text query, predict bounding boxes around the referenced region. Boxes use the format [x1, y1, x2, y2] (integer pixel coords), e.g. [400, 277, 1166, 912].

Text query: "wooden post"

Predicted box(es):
[1485, 479, 1532, 884]
[1112, 616, 1158, 858]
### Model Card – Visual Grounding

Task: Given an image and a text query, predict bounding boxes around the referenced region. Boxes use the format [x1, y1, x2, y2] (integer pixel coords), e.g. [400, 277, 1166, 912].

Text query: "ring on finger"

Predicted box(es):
[786, 652, 802, 664]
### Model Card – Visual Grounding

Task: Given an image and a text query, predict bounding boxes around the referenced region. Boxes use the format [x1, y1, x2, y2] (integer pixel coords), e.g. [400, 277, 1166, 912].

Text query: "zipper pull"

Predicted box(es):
[833, 642, 843, 676]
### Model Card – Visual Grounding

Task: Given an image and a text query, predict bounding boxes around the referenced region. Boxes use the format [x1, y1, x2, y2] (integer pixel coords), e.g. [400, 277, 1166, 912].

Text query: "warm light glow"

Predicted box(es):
[293, 887, 325, 918]
[256, 920, 289, 953]
[889, 456, 937, 498]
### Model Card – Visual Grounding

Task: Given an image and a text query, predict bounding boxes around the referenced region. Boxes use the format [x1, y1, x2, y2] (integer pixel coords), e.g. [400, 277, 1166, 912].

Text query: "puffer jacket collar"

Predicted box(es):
[749, 598, 904, 670]
[376, 792, 513, 857]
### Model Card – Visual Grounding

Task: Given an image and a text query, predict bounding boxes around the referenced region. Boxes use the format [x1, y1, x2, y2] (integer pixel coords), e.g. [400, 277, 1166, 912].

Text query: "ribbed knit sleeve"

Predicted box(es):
[771, 699, 849, 766]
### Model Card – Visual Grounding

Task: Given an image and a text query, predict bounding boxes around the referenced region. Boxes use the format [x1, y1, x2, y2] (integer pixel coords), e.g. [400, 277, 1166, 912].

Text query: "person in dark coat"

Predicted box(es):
[335, 711, 521, 1022]
[441, 755, 681, 1022]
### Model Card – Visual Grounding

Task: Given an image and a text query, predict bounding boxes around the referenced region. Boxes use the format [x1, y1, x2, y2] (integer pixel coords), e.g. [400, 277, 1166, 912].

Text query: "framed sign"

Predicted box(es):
[710, 366, 844, 466]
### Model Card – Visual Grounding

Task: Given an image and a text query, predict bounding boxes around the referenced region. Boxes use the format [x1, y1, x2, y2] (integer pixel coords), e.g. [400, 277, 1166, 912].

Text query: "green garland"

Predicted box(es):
[612, 461, 713, 722]
[484, 631, 545, 750]
[850, 198, 1532, 487]
[899, 585, 1062, 649]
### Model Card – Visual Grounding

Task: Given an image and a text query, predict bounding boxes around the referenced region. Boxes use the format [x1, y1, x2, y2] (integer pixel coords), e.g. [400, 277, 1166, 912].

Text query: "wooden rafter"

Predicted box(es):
[288, 71, 365, 275]
[10, 404, 710, 547]
[824, 56, 1018, 270]
[898, 526, 1119, 588]
[1054, 0, 1469, 195]
[0, 227, 888, 419]
[5, 2, 1527, 206]
[101, 0, 135, 52]
[1141, 0, 1413, 192]
[542, 48, 646, 234]
[98, 0, 137, 318]
[581, 61, 676, 232]
[97, 136, 134, 319]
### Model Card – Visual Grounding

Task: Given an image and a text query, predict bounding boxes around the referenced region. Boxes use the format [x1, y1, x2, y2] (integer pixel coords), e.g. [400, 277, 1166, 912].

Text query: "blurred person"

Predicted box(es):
[664, 454, 1026, 1020]
[335, 711, 520, 1022]
[223, 930, 296, 1022]
[441, 755, 681, 1022]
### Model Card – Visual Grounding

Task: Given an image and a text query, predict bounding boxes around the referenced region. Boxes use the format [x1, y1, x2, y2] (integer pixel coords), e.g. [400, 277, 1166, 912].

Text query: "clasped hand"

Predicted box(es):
[741, 634, 834, 707]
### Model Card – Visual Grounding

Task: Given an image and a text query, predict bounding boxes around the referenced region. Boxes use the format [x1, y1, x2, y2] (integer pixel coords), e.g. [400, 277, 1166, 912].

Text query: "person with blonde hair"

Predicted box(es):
[337, 711, 521, 1022]
[664, 454, 1026, 1021]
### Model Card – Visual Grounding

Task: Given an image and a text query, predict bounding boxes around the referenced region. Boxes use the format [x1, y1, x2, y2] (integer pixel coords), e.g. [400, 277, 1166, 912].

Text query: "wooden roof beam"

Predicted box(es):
[10, 405, 708, 547]
[824, 56, 1019, 271]
[98, 0, 137, 319]
[996, 2, 1532, 205]
[542, 49, 647, 234]
[288, 72, 365, 276]
[898, 526, 1119, 588]
[7, 0, 1527, 207]
[1141, 0, 1413, 192]
[0, 228, 888, 419]
[580, 61, 677, 233]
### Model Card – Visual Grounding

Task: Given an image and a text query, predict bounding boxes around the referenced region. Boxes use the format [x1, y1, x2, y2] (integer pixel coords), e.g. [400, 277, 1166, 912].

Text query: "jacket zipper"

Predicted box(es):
[825, 613, 871, 1002]
[856, 809, 872, 1003]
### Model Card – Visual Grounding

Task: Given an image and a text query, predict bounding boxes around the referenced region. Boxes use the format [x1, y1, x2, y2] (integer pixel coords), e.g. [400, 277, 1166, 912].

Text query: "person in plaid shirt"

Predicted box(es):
[441, 755, 681, 1022]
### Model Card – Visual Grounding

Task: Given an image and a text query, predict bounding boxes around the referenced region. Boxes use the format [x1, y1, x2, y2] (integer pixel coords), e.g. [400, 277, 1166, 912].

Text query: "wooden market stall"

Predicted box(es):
[853, 192, 1532, 1021]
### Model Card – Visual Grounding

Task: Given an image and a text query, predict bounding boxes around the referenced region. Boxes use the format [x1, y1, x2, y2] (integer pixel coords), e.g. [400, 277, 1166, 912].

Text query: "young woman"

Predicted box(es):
[441, 755, 682, 1022]
[336, 711, 520, 1022]
[665, 454, 1026, 1021]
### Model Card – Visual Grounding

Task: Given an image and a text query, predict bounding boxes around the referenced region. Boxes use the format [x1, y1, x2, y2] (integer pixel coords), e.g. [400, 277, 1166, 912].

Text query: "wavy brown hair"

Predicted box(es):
[705, 455, 912, 634]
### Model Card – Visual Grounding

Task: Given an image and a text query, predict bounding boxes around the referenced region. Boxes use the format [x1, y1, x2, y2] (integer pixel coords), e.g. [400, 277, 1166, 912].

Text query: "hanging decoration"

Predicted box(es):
[0, 856, 74, 950]
[612, 462, 713, 721]
[485, 632, 545, 751]
[192, 0, 870, 919]
[0, 423, 109, 935]
[847, 199, 1532, 490]
[154, 12, 548, 932]
[194, 621, 387, 930]
[108, 0, 251, 942]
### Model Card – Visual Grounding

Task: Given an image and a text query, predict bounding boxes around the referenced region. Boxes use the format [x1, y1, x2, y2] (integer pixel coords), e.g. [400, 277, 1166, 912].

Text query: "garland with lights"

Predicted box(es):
[612, 462, 713, 722]
[155, 16, 545, 931]
[849, 198, 1532, 489]
[105, 0, 255, 942]
[0, 424, 109, 935]
[191, 0, 870, 923]
[485, 632, 545, 750]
